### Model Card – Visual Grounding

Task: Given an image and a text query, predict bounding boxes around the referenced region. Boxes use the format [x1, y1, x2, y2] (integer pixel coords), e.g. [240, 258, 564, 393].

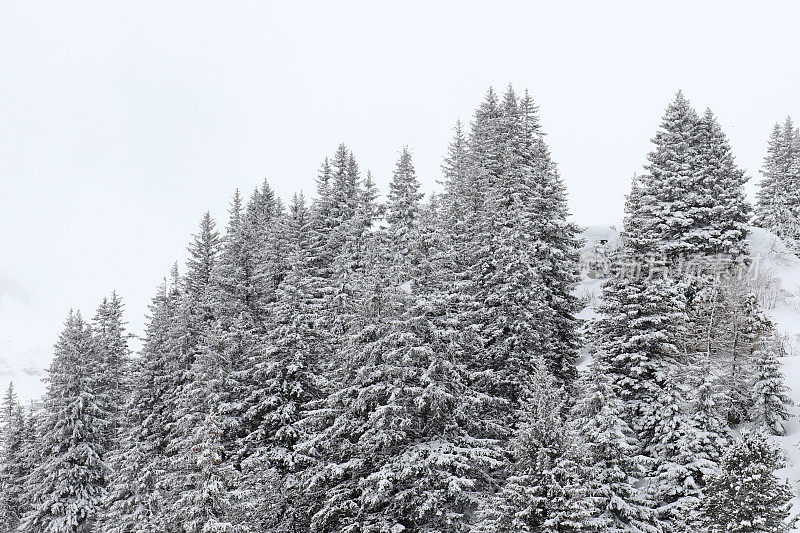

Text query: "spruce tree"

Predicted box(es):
[0, 382, 28, 531]
[519, 90, 582, 385]
[103, 275, 182, 532]
[570, 369, 658, 532]
[299, 257, 504, 532]
[594, 213, 687, 447]
[637, 91, 702, 263]
[240, 193, 327, 532]
[21, 312, 111, 533]
[163, 213, 237, 532]
[754, 117, 800, 251]
[750, 340, 792, 436]
[475, 362, 593, 532]
[693, 108, 750, 261]
[386, 146, 424, 284]
[701, 430, 793, 533]
[91, 292, 130, 450]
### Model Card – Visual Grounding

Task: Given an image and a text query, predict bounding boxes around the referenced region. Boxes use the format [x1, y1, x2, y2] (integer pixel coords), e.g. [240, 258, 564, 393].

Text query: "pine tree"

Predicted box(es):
[475, 362, 593, 533]
[92, 292, 130, 450]
[103, 275, 182, 531]
[386, 146, 424, 284]
[21, 312, 111, 533]
[299, 261, 504, 532]
[570, 369, 658, 533]
[754, 117, 800, 251]
[0, 382, 29, 531]
[693, 108, 750, 261]
[750, 340, 792, 436]
[240, 193, 327, 532]
[701, 430, 793, 533]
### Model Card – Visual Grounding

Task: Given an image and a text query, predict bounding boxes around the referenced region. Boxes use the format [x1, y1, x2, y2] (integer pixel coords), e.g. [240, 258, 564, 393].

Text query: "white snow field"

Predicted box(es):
[578, 225, 800, 525]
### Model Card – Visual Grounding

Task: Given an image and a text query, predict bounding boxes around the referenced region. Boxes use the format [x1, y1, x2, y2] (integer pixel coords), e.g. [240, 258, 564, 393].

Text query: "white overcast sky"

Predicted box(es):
[2, 0, 800, 400]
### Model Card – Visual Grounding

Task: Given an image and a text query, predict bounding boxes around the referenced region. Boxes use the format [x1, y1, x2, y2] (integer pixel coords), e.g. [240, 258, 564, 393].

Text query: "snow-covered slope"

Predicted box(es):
[0, 338, 48, 405]
[748, 226, 800, 522]
[578, 224, 800, 524]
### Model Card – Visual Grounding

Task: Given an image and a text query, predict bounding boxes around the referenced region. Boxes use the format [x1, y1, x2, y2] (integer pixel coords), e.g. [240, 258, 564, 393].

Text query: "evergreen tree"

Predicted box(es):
[701, 430, 793, 533]
[593, 213, 687, 447]
[647, 377, 700, 531]
[21, 312, 111, 533]
[750, 340, 792, 436]
[242, 180, 286, 311]
[91, 292, 130, 450]
[570, 369, 658, 532]
[637, 91, 702, 264]
[386, 146, 424, 283]
[518, 90, 582, 385]
[240, 193, 327, 532]
[693, 108, 750, 261]
[103, 275, 182, 531]
[0, 382, 28, 531]
[300, 264, 504, 532]
[465, 86, 580, 417]
[475, 362, 593, 532]
[163, 214, 234, 531]
[754, 117, 800, 251]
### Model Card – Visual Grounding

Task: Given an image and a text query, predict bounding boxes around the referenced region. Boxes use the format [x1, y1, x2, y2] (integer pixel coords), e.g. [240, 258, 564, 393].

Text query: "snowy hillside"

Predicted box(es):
[579, 224, 800, 524]
[0, 338, 48, 405]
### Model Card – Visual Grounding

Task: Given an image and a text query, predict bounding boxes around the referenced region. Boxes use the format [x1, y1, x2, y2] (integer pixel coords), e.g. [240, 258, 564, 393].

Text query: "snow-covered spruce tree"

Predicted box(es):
[750, 336, 792, 436]
[309, 145, 369, 356]
[693, 108, 750, 261]
[207, 190, 283, 466]
[161, 213, 247, 532]
[636, 93, 749, 271]
[299, 251, 505, 533]
[516, 90, 582, 386]
[437, 120, 484, 372]
[701, 430, 793, 533]
[473, 129, 554, 419]
[242, 179, 285, 308]
[463, 86, 580, 417]
[324, 144, 362, 266]
[680, 281, 732, 454]
[754, 117, 800, 251]
[716, 289, 773, 427]
[168, 209, 248, 532]
[20, 311, 111, 533]
[646, 378, 697, 531]
[386, 146, 424, 284]
[0, 382, 29, 531]
[102, 274, 182, 531]
[594, 175, 687, 448]
[637, 91, 702, 264]
[439, 120, 472, 241]
[329, 166, 383, 349]
[475, 362, 593, 533]
[91, 291, 130, 450]
[240, 193, 328, 532]
[569, 368, 659, 533]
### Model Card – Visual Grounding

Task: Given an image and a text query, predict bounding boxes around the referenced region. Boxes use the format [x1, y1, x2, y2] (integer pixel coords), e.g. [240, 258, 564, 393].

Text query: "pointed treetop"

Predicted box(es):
[227, 189, 243, 230]
[502, 84, 518, 116]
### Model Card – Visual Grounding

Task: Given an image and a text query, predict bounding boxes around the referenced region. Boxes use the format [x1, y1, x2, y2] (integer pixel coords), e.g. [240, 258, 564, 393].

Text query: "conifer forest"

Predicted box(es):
[4, 83, 800, 532]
